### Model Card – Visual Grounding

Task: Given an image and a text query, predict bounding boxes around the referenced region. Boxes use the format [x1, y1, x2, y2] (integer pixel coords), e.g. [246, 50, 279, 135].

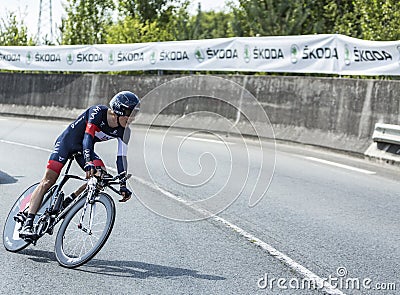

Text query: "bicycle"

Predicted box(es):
[2, 153, 131, 268]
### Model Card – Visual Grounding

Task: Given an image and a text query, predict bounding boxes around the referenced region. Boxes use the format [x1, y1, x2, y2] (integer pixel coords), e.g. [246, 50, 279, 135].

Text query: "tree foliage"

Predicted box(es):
[118, 0, 179, 24]
[61, 0, 115, 45]
[106, 16, 173, 43]
[229, 0, 309, 36]
[189, 4, 234, 39]
[0, 12, 33, 46]
[333, 0, 400, 41]
[229, 0, 400, 40]
[3, 0, 400, 46]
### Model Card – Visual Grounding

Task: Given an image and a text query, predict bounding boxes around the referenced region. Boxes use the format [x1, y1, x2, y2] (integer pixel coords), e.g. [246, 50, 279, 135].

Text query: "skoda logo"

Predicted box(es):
[26, 51, 32, 65]
[290, 44, 299, 64]
[66, 53, 74, 65]
[397, 45, 400, 65]
[344, 44, 351, 66]
[108, 51, 114, 65]
[244, 45, 250, 63]
[195, 47, 205, 63]
[150, 51, 156, 64]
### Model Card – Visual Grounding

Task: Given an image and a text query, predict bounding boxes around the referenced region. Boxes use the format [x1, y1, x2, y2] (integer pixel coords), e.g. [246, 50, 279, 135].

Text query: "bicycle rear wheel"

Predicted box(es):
[3, 183, 53, 252]
[54, 192, 115, 268]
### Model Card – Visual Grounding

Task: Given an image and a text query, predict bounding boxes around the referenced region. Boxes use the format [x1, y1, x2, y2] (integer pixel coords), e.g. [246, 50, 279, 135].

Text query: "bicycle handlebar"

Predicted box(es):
[99, 171, 132, 183]
[92, 171, 132, 196]
[64, 170, 131, 196]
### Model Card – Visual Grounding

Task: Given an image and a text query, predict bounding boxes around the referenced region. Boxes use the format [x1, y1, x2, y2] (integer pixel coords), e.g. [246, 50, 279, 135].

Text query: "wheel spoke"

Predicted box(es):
[55, 194, 115, 267]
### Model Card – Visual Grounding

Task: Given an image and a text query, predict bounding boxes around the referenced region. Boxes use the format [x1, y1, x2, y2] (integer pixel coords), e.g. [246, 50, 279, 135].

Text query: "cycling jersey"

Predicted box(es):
[47, 105, 130, 175]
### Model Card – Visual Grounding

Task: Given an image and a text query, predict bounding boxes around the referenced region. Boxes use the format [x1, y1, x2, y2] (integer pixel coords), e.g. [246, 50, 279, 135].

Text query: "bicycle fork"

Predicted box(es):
[78, 178, 97, 235]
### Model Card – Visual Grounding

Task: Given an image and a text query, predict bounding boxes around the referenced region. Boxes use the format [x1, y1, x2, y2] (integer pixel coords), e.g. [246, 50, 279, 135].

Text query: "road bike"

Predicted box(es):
[2, 153, 131, 268]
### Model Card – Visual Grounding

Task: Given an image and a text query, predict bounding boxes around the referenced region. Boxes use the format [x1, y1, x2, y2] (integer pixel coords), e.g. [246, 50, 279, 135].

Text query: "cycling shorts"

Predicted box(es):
[46, 135, 105, 174]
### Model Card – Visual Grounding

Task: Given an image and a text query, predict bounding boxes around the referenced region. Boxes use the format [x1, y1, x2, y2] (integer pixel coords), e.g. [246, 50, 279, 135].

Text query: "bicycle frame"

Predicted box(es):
[33, 154, 130, 242]
[34, 155, 87, 241]
[4, 153, 130, 265]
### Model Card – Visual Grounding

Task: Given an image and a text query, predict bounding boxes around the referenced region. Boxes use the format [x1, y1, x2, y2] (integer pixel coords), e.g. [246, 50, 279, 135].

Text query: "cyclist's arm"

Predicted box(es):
[116, 137, 132, 201]
[116, 137, 128, 176]
[82, 107, 102, 165]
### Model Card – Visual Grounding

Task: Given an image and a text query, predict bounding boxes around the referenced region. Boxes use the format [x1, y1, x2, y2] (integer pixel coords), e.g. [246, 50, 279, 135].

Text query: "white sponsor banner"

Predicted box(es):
[337, 35, 399, 75]
[0, 34, 399, 75]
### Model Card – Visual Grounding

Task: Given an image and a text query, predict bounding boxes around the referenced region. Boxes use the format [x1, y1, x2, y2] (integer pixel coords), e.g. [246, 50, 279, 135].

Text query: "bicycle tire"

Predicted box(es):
[3, 183, 53, 252]
[54, 192, 115, 268]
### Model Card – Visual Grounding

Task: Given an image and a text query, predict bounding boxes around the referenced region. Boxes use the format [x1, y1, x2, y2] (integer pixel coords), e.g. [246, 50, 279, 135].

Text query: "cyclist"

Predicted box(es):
[19, 91, 140, 240]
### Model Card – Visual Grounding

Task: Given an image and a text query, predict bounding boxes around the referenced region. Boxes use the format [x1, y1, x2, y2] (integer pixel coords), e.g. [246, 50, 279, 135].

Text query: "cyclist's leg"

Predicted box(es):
[28, 169, 59, 214]
[28, 139, 68, 214]
[20, 141, 67, 238]
[21, 170, 59, 238]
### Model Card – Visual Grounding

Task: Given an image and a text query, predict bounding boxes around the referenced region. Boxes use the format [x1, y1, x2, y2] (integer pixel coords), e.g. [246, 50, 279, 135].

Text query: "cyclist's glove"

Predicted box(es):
[119, 185, 132, 203]
[84, 161, 95, 172]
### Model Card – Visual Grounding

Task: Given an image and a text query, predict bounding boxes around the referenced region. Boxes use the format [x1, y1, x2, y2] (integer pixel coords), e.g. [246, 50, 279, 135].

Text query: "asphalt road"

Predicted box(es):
[0, 116, 399, 295]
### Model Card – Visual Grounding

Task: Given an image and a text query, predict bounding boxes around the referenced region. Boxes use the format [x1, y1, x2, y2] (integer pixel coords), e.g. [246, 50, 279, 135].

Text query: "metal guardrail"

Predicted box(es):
[372, 123, 400, 145]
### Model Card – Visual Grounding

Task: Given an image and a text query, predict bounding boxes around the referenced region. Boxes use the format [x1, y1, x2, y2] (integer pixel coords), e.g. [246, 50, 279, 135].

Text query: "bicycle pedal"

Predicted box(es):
[20, 234, 38, 244]
[19, 227, 39, 242]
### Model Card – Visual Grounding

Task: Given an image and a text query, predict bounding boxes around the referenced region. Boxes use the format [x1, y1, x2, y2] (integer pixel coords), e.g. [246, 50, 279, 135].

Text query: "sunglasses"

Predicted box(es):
[123, 107, 140, 117]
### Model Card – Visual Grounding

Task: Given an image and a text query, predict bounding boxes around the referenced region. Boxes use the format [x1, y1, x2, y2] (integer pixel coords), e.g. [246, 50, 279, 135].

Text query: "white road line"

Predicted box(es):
[3, 139, 344, 295]
[131, 176, 344, 295]
[176, 136, 235, 145]
[0, 139, 52, 153]
[303, 156, 376, 175]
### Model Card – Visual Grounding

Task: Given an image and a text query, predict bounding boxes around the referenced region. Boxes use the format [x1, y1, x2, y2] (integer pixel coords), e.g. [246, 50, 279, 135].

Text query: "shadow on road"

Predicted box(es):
[0, 170, 18, 184]
[19, 248, 226, 281]
[19, 248, 56, 264]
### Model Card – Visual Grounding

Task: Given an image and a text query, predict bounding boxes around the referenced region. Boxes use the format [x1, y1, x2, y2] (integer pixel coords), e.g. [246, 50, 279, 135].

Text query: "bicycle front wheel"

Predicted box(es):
[54, 192, 115, 268]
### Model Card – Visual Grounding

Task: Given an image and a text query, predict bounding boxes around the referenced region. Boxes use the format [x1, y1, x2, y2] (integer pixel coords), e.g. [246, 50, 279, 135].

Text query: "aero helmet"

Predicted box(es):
[109, 91, 140, 116]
